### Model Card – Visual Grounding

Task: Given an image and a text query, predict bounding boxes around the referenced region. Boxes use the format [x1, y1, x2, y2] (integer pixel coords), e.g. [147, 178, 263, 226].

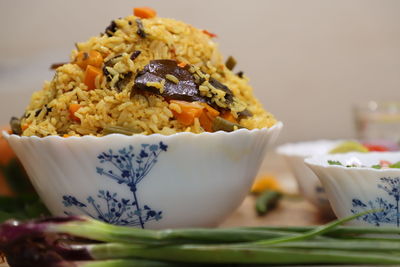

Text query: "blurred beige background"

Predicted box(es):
[0, 0, 399, 146]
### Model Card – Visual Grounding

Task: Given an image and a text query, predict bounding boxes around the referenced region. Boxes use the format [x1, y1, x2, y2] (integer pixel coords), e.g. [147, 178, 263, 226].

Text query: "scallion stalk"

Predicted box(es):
[1, 211, 400, 266]
[87, 243, 400, 265]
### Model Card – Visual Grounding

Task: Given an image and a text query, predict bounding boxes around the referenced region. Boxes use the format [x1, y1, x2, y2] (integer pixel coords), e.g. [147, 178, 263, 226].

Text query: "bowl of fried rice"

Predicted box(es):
[3, 7, 282, 229]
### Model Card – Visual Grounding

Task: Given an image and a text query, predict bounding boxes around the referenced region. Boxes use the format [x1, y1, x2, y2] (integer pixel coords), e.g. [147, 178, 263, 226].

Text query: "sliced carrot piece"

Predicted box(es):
[84, 65, 102, 90]
[199, 112, 214, 132]
[198, 103, 220, 132]
[74, 50, 103, 69]
[63, 134, 70, 138]
[202, 30, 217, 38]
[21, 124, 29, 132]
[221, 111, 238, 124]
[170, 100, 222, 131]
[170, 100, 204, 126]
[200, 103, 220, 117]
[134, 7, 157, 19]
[69, 104, 81, 122]
[177, 62, 187, 68]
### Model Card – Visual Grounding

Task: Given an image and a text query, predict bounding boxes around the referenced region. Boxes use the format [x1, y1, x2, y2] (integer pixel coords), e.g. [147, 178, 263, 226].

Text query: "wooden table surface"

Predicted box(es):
[221, 195, 333, 228]
[221, 166, 334, 228]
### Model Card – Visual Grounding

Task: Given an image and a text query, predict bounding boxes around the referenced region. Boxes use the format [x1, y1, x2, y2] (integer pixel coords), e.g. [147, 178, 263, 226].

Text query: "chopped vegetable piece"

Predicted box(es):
[68, 104, 81, 122]
[225, 56, 237, 71]
[255, 190, 282, 216]
[389, 161, 400, 168]
[134, 60, 204, 102]
[74, 50, 103, 70]
[104, 20, 117, 36]
[9, 117, 22, 135]
[363, 144, 389, 152]
[221, 111, 238, 124]
[251, 175, 281, 194]
[21, 124, 29, 132]
[238, 109, 253, 118]
[50, 62, 67, 70]
[84, 65, 102, 90]
[327, 159, 400, 169]
[371, 164, 382, 169]
[327, 160, 343, 166]
[103, 126, 142, 136]
[389, 161, 400, 169]
[170, 100, 204, 126]
[130, 50, 141, 61]
[198, 112, 213, 132]
[379, 160, 391, 168]
[329, 141, 368, 154]
[202, 29, 217, 38]
[177, 62, 187, 68]
[136, 19, 146, 38]
[198, 103, 220, 132]
[236, 71, 244, 78]
[63, 134, 70, 138]
[133, 7, 157, 19]
[212, 116, 244, 132]
[200, 103, 220, 117]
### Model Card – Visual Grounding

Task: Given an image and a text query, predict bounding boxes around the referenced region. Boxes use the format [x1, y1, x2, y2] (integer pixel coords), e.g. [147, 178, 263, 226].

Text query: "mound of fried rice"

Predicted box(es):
[19, 13, 277, 137]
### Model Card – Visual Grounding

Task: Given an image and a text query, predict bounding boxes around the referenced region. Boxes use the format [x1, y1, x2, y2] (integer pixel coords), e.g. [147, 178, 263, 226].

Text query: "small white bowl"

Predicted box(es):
[305, 152, 400, 227]
[3, 122, 282, 229]
[277, 140, 343, 215]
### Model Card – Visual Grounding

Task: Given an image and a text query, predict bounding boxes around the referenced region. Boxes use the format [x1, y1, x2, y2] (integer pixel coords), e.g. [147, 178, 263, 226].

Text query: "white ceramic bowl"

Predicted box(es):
[305, 152, 400, 227]
[277, 140, 343, 215]
[3, 122, 282, 229]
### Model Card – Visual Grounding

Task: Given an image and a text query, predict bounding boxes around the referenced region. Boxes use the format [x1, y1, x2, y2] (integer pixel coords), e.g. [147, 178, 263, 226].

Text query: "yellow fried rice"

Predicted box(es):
[20, 14, 276, 137]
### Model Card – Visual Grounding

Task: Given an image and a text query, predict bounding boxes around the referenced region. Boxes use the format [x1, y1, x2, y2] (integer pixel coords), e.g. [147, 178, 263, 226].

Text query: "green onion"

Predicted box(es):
[212, 116, 244, 132]
[249, 210, 378, 246]
[78, 259, 182, 267]
[1, 211, 400, 266]
[102, 125, 142, 136]
[243, 225, 400, 236]
[88, 243, 400, 264]
[52, 217, 300, 244]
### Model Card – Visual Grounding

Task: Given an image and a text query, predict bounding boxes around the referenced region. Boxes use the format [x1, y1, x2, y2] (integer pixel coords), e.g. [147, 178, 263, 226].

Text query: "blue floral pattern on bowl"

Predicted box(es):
[62, 142, 168, 228]
[351, 177, 400, 227]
